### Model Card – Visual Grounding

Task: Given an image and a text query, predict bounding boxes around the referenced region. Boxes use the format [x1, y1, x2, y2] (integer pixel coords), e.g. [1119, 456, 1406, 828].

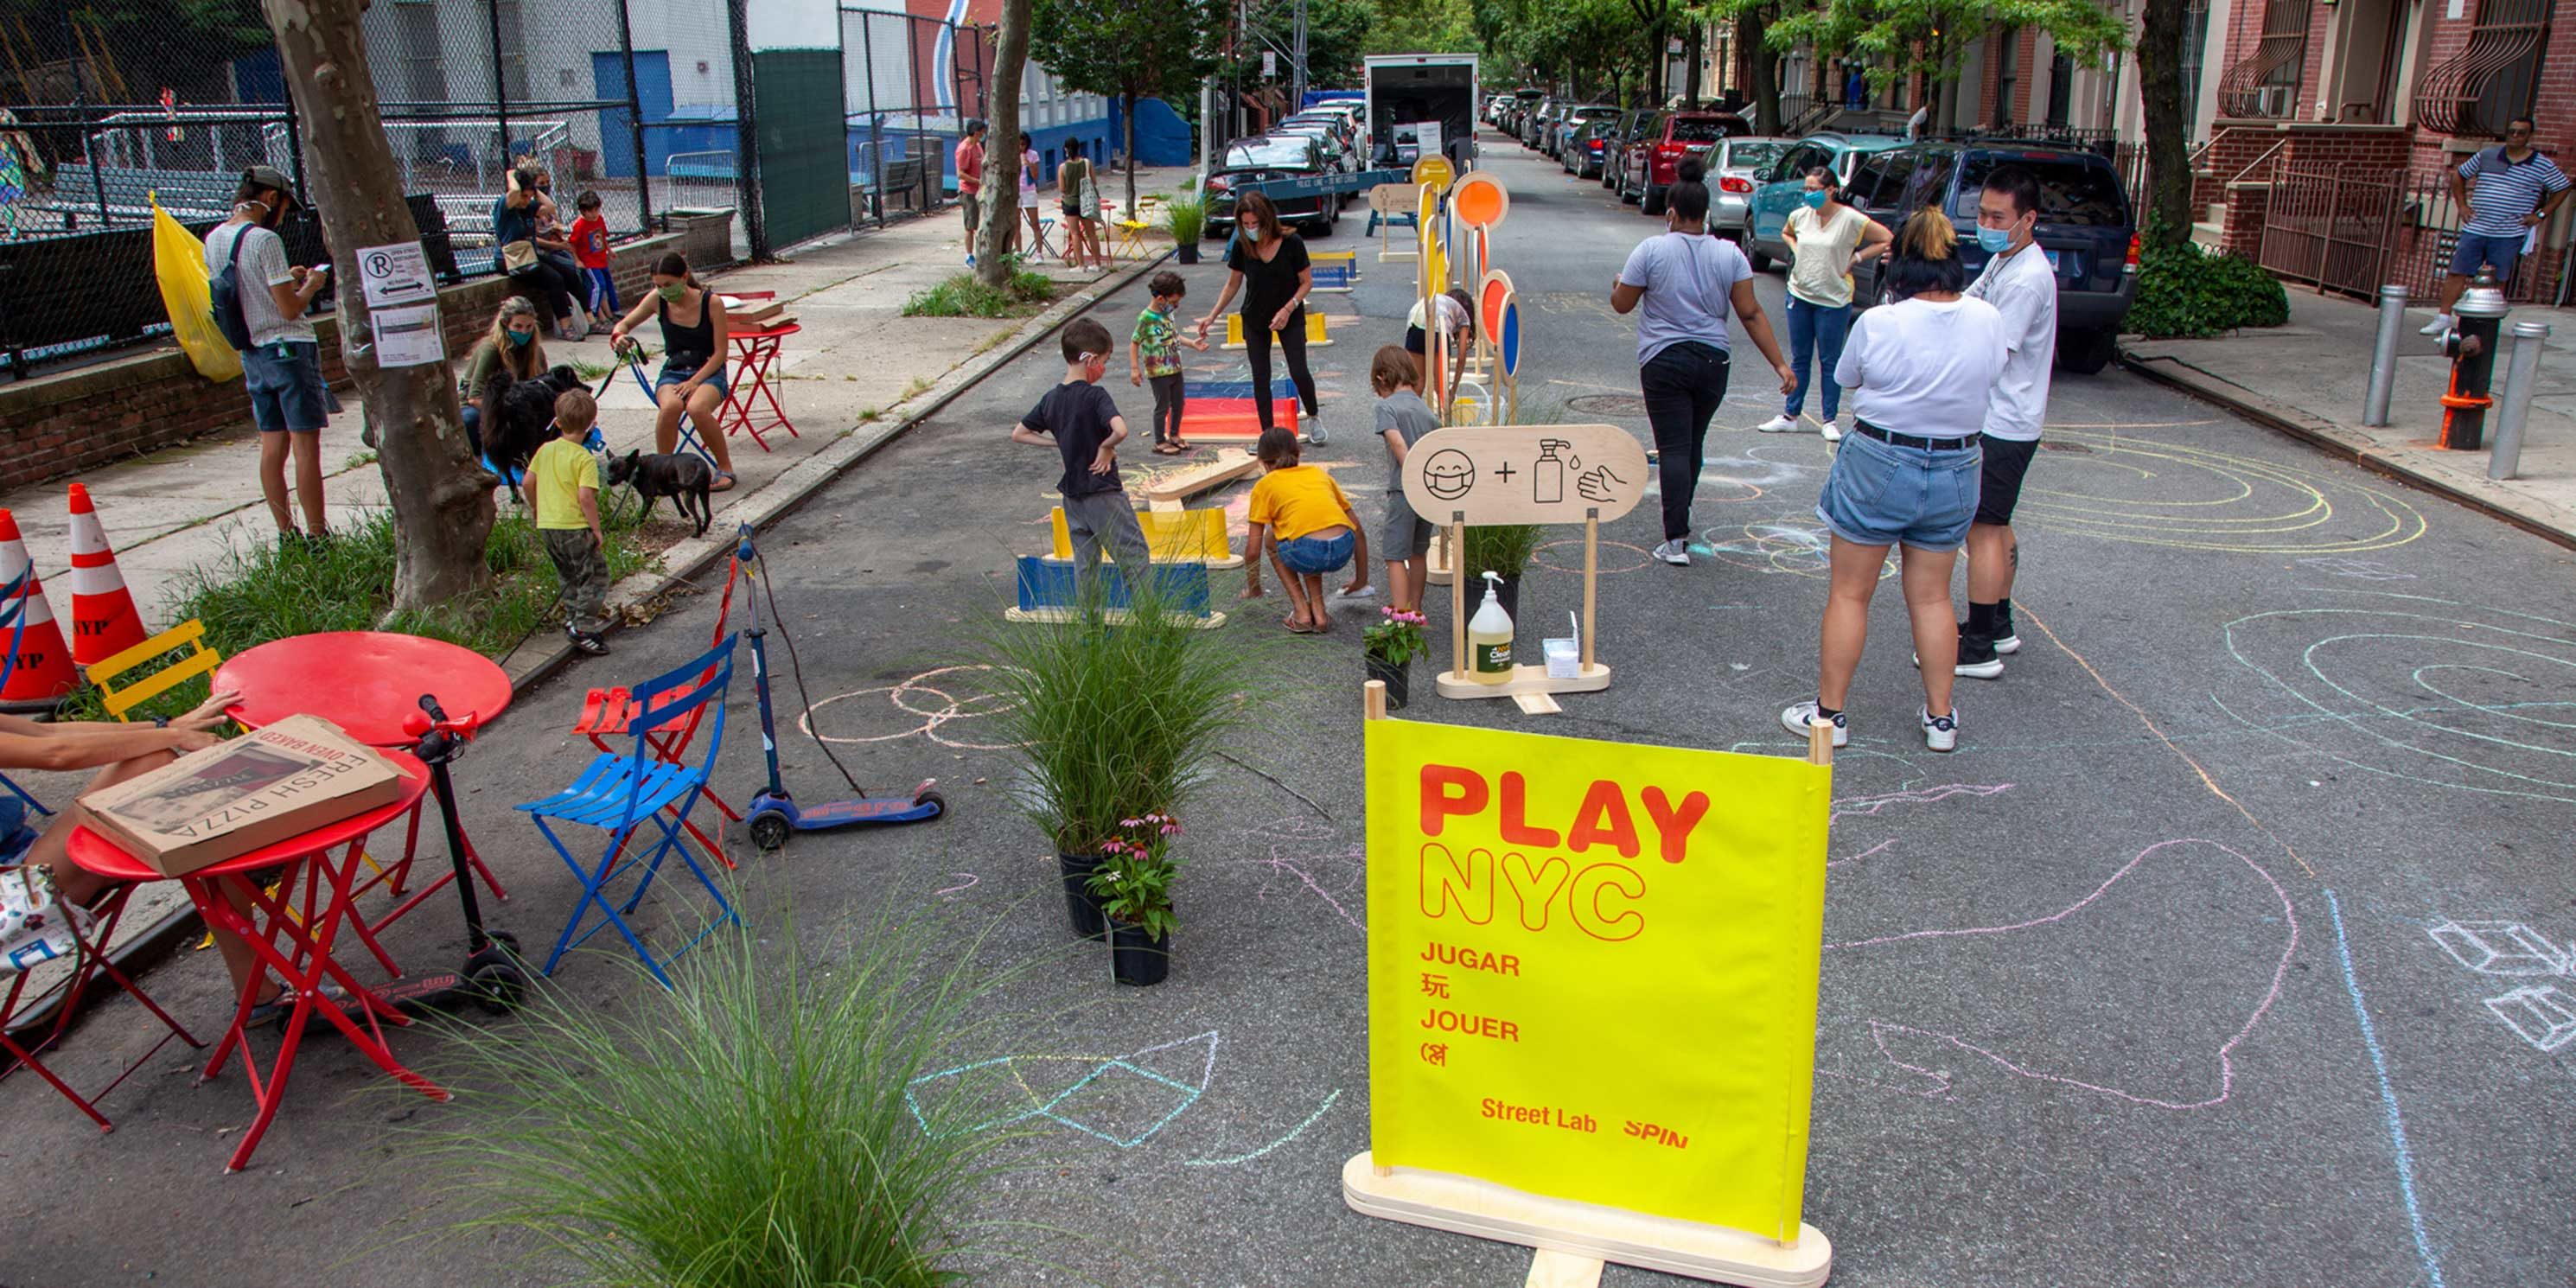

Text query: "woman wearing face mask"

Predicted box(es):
[609, 252, 739, 492]
[1196, 190, 1326, 443]
[493, 160, 584, 336]
[1610, 158, 1796, 567]
[458, 296, 548, 462]
[1757, 166, 1891, 443]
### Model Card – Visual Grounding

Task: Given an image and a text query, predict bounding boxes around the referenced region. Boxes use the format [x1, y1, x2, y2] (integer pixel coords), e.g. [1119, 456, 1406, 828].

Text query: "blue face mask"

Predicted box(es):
[1801, 190, 1828, 210]
[1976, 225, 2016, 254]
[507, 328, 533, 348]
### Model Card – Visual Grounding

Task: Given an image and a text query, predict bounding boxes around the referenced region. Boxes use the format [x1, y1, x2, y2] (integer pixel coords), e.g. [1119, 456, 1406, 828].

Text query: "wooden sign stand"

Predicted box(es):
[1351, 679, 1836, 1287]
[1437, 513, 1610, 701]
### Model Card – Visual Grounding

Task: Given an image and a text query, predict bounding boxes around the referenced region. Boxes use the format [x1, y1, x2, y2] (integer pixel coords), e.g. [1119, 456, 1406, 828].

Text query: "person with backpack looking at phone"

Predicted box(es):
[207, 164, 333, 547]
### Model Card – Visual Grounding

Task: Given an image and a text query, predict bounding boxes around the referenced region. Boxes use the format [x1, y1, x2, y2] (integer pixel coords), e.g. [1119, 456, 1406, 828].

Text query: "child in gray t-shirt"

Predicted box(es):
[1370, 345, 1443, 612]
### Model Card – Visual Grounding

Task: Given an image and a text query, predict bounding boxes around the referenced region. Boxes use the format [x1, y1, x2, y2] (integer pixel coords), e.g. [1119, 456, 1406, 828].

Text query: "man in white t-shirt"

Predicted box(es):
[1954, 164, 2056, 679]
[205, 164, 334, 545]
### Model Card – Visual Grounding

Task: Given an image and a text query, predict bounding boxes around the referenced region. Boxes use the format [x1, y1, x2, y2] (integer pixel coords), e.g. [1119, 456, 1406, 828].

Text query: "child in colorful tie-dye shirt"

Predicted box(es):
[1130, 271, 1208, 455]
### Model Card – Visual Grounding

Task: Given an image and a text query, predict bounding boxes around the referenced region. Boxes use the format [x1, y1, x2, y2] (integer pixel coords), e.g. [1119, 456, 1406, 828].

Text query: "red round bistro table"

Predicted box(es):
[67, 751, 447, 1173]
[214, 632, 515, 958]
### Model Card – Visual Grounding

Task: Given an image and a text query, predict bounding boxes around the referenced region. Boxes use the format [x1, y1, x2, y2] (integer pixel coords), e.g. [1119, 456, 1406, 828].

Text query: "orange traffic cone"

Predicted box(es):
[64, 483, 147, 666]
[0, 509, 80, 706]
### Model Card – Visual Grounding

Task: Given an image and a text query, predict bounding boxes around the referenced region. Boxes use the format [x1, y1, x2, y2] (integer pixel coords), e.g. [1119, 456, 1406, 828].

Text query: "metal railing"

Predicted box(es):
[662, 150, 742, 215]
[2258, 159, 2402, 297]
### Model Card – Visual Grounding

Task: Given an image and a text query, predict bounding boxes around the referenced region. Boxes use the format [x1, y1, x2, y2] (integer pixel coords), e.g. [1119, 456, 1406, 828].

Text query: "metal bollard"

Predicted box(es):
[2362, 284, 2407, 426]
[2490, 321, 2549, 481]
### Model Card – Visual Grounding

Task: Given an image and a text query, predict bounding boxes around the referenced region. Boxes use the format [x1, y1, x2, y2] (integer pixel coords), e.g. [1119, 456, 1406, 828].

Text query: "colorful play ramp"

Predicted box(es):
[1009, 556, 1226, 628]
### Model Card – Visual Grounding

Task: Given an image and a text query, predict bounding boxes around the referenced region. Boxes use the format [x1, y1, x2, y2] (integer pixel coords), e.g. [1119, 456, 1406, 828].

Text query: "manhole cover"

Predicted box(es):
[2038, 440, 2095, 454]
[1565, 393, 1648, 417]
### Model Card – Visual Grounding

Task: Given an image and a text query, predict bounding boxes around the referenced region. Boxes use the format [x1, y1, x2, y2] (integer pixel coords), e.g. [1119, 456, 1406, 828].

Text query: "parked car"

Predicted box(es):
[1836, 140, 2139, 373]
[1485, 93, 1514, 125]
[1509, 87, 1544, 134]
[1548, 105, 1620, 160]
[1272, 120, 1360, 187]
[1522, 99, 1563, 147]
[1282, 111, 1356, 150]
[1205, 134, 1338, 237]
[1560, 118, 1615, 178]
[1706, 136, 1789, 239]
[1744, 132, 1905, 262]
[1610, 109, 1661, 201]
[1621, 111, 1751, 214]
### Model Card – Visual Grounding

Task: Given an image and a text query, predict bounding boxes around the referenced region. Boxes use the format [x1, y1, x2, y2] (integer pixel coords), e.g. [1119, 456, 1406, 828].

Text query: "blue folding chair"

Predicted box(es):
[518, 634, 740, 987]
[624, 354, 721, 469]
[0, 569, 51, 818]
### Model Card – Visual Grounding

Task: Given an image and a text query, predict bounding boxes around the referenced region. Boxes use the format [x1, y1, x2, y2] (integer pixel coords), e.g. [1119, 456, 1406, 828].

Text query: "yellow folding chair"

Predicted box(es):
[86, 620, 223, 723]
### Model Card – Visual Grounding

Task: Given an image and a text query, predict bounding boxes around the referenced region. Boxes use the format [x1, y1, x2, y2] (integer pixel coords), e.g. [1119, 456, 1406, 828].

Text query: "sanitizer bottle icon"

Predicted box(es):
[1534, 439, 1569, 504]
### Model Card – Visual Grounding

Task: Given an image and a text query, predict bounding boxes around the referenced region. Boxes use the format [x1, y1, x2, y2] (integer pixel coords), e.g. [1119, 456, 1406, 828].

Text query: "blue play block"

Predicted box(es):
[1191, 379, 1300, 401]
[1312, 261, 1358, 288]
[1015, 556, 1213, 616]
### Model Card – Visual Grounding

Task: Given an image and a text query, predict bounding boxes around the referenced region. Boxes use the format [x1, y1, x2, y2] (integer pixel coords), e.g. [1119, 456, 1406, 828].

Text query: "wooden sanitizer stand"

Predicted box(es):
[1352, 679, 1838, 1287]
[1437, 510, 1610, 702]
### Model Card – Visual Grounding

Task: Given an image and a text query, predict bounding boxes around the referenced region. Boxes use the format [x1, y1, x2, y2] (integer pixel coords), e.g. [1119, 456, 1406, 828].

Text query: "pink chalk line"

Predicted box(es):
[1827, 839, 1895, 870]
[1830, 782, 2013, 823]
[935, 873, 980, 898]
[1823, 838, 2299, 1111]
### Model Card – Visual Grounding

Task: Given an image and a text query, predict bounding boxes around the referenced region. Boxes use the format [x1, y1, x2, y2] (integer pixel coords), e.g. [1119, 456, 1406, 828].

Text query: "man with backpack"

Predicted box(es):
[207, 164, 334, 546]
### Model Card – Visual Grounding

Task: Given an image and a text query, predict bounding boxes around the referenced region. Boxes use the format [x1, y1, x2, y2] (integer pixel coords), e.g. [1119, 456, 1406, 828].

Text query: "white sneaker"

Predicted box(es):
[1921, 705, 1959, 752]
[1781, 700, 1849, 748]
[1339, 583, 1378, 600]
[1820, 419, 1843, 443]
[2419, 314, 2453, 336]
[1305, 418, 1327, 446]
[1652, 539, 1691, 565]
[1993, 631, 2023, 655]
[1756, 413, 1799, 433]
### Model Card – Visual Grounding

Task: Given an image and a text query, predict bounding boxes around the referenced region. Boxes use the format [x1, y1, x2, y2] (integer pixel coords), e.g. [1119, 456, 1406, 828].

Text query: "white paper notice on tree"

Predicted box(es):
[354, 240, 437, 309]
[372, 303, 445, 368]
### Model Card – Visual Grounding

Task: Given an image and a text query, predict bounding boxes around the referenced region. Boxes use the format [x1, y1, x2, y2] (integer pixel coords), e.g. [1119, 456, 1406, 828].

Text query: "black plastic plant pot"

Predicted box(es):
[1110, 918, 1170, 986]
[1059, 851, 1109, 940]
[1176, 243, 1202, 264]
[1364, 653, 1410, 709]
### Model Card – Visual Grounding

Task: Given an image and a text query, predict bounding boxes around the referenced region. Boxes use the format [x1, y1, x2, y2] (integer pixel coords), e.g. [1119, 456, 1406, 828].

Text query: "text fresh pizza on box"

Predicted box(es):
[75, 716, 409, 877]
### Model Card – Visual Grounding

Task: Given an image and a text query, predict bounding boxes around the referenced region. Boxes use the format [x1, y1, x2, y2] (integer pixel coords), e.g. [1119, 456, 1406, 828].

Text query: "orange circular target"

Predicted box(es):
[1478, 270, 1515, 340]
[1451, 173, 1509, 229]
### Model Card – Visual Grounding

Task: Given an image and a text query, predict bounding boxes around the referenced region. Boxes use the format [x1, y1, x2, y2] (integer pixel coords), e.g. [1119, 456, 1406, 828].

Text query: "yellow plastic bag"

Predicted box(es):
[150, 195, 242, 383]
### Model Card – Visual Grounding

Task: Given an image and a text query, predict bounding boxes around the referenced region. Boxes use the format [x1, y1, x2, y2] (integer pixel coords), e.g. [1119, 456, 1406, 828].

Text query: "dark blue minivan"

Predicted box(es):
[1845, 140, 2138, 373]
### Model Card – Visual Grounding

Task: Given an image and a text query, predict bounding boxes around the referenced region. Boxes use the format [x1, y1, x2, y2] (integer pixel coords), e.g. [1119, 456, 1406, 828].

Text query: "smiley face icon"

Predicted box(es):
[1421, 449, 1476, 501]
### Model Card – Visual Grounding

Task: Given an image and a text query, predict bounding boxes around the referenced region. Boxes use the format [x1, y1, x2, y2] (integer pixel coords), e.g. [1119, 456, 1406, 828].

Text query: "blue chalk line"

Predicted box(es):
[2327, 888, 2446, 1288]
[1184, 1088, 1342, 1167]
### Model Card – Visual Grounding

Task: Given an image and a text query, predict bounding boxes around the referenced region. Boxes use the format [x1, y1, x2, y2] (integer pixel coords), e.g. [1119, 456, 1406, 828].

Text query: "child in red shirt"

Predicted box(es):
[569, 190, 617, 316]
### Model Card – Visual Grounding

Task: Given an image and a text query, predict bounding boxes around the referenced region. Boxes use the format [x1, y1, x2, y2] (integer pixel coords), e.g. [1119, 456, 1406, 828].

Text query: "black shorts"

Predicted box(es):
[1405, 325, 1427, 354]
[1975, 434, 2041, 526]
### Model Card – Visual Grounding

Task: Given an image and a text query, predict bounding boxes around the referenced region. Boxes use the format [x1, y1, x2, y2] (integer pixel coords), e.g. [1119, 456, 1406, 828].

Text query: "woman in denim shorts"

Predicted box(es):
[1782, 208, 2009, 754]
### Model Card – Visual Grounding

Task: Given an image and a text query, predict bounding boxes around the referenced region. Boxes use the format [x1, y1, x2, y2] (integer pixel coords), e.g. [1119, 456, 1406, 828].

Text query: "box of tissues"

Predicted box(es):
[1543, 614, 1581, 679]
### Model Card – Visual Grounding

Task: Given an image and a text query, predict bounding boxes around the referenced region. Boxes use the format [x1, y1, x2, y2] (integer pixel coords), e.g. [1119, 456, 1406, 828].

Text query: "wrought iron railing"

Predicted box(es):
[2216, 0, 2313, 118]
[2418, 0, 2554, 136]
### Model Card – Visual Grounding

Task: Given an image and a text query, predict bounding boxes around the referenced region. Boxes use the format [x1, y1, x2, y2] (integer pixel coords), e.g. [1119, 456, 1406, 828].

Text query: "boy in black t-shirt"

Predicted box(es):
[1013, 318, 1151, 585]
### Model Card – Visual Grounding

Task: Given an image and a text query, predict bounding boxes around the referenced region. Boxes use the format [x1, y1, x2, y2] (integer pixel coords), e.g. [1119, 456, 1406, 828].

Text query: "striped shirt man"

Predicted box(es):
[2428, 118, 2573, 333]
[2458, 145, 2569, 237]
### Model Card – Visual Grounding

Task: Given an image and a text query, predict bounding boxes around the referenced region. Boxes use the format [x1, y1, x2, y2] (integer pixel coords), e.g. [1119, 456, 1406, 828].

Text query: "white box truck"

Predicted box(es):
[1363, 54, 1479, 169]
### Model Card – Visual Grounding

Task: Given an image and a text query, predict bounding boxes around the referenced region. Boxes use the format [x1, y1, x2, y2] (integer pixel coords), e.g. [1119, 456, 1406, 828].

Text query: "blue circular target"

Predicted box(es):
[1501, 301, 1521, 378]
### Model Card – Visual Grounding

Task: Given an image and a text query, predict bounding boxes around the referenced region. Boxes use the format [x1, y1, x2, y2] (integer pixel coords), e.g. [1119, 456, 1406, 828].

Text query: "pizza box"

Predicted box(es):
[75, 715, 408, 877]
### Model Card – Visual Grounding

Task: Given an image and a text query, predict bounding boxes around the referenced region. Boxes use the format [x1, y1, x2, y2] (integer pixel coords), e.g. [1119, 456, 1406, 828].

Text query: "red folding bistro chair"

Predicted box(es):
[3, 875, 205, 1132]
[715, 289, 801, 452]
[569, 545, 748, 867]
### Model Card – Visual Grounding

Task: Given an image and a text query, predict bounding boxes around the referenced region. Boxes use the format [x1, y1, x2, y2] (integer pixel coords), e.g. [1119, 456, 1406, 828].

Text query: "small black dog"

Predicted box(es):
[480, 363, 589, 481]
[607, 449, 714, 537]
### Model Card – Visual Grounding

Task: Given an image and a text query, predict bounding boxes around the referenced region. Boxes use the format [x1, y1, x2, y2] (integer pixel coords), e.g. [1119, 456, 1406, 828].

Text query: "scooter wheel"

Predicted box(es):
[469, 958, 528, 1013]
[914, 789, 947, 819]
[749, 811, 792, 851]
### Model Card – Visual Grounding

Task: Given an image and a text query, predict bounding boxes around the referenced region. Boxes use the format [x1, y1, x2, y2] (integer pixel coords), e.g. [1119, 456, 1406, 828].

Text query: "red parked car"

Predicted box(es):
[1621, 111, 1751, 216]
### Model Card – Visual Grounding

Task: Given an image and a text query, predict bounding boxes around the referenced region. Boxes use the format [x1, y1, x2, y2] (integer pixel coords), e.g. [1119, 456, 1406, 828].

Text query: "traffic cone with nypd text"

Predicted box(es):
[64, 483, 148, 667]
[0, 509, 80, 709]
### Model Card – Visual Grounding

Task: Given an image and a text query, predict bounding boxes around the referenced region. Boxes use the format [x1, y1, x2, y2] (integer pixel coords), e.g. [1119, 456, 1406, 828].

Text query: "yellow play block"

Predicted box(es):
[1223, 309, 1334, 349]
[1048, 505, 1243, 569]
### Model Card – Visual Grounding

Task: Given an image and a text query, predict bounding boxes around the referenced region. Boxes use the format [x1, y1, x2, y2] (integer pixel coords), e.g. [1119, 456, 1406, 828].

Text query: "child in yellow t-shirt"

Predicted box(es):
[1244, 428, 1370, 634]
[524, 387, 611, 656]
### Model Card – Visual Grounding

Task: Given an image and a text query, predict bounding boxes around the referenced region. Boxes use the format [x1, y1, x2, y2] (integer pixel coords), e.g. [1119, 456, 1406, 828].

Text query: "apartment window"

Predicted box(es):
[2216, 0, 2311, 118]
[2420, 0, 2554, 135]
[2046, 52, 2074, 125]
[2179, 0, 2212, 114]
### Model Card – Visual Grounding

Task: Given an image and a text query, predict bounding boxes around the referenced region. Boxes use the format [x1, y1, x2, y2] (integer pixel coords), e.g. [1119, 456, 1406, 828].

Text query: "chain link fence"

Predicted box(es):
[839, 8, 985, 236]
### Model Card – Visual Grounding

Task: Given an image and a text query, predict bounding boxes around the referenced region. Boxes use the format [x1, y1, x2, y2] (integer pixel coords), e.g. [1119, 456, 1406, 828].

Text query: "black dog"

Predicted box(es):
[479, 363, 589, 481]
[606, 449, 714, 537]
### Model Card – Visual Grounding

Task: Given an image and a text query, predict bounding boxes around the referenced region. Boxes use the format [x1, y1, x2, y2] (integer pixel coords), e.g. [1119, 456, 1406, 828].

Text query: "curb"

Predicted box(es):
[2118, 348, 2576, 552]
[23, 251, 1173, 1037]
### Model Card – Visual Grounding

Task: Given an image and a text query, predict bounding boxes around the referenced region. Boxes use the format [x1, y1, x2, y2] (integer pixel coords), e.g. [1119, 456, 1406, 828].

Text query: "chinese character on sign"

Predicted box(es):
[1419, 1043, 1449, 1067]
[1420, 972, 1451, 999]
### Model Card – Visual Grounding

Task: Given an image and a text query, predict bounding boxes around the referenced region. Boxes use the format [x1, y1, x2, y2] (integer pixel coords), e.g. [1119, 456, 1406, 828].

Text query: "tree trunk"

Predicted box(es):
[1744, 10, 1779, 135]
[1123, 90, 1138, 218]
[258, 0, 494, 615]
[978, 0, 1034, 288]
[1682, 19, 1702, 108]
[2138, 0, 2194, 246]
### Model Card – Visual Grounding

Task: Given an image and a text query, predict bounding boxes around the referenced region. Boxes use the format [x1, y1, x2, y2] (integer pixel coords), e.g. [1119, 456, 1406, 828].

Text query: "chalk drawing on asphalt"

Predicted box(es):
[1184, 1089, 1344, 1167]
[1235, 816, 1367, 933]
[2484, 986, 2576, 1052]
[2426, 919, 2571, 976]
[2020, 431, 2429, 554]
[804, 664, 1022, 751]
[2297, 556, 2418, 581]
[907, 1030, 1218, 1148]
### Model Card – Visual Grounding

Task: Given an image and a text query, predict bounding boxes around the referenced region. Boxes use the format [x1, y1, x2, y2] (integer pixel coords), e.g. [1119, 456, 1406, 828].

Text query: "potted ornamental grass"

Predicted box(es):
[979, 575, 1261, 941]
[1165, 190, 1207, 264]
[1361, 607, 1429, 709]
[1088, 813, 1180, 985]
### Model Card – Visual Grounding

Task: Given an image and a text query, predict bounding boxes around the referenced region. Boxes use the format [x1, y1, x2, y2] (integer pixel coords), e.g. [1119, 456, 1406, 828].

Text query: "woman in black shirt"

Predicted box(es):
[1196, 191, 1325, 442]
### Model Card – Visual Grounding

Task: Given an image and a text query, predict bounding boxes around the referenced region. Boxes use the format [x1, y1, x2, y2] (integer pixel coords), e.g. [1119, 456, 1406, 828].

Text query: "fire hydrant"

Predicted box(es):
[2439, 271, 2512, 450]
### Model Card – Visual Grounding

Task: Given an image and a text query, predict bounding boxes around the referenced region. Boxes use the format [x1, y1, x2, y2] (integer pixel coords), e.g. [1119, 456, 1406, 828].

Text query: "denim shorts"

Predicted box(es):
[655, 363, 730, 401]
[1277, 529, 1356, 575]
[1814, 429, 1983, 551]
[2451, 230, 2527, 278]
[241, 340, 328, 433]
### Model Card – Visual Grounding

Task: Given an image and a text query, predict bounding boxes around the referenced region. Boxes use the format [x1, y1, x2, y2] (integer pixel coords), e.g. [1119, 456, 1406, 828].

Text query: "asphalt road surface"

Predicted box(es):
[10, 140, 2573, 1288]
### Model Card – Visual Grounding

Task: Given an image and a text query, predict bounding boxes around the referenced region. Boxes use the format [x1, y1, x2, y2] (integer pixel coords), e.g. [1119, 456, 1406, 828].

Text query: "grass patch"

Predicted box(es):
[66, 501, 656, 724]
[343, 448, 379, 469]
[900, 267, 1056, 319]
[898, 375, 935, 402]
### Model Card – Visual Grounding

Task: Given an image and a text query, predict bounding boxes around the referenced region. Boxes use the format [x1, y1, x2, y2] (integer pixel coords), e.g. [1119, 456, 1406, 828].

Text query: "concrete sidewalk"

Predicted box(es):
[2122, 289, 2576, 545]
[0, 165, 1195, 631]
